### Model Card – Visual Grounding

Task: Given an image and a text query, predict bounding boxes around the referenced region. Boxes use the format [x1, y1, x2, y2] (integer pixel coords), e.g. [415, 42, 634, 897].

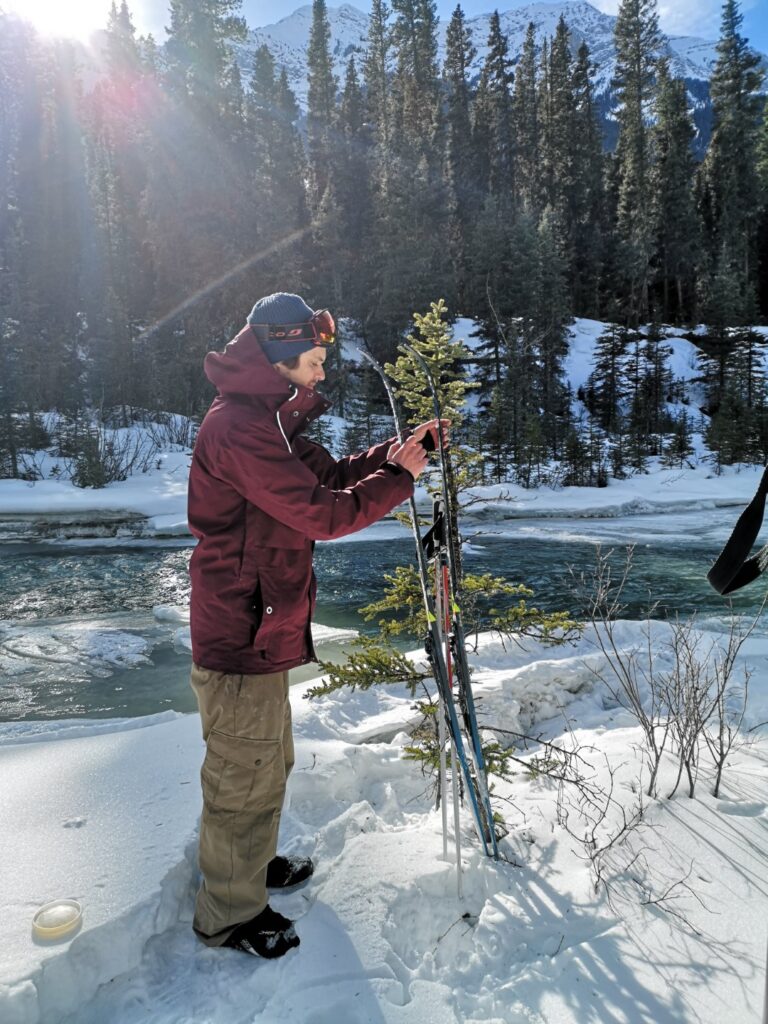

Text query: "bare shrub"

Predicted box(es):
[70, 427, 159, 488]
[575, 545, 764, 799]
[144, 413, 198, 450]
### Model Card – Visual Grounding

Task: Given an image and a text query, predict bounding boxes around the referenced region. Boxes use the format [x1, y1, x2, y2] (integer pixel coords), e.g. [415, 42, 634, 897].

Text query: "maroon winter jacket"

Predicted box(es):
[188, 325, 414, 675]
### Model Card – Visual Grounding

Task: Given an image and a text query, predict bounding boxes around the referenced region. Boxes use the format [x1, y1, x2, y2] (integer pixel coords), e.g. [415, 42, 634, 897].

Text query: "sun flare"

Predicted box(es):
[3, 0, 121, 41]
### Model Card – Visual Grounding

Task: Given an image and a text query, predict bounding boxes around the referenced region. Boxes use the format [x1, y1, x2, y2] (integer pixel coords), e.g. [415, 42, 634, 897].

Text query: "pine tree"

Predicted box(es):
[612, 0, 662, 324]
[650, 59, 699, 323]
[390, 0, 441, 158]
[586, 324, 628, 432]
[370, 1, 450, 348]
[145, 0, 252, 416]
[540, 17, 574, 227]
[570, 42, 606, 317]
[697, 0, 764, 323]
[473, 12, 514, 213]
[0, 54, 25, 475]
[386, 299, 478, 576]
[641, 327, 674, 435]
[275, 67, 309, 244]
[164, 0, 247, 124]
[533, 210, 572, 457]
[363, 0, 392, 154]
[105, 1, 142, 79]
[696, 270, 741, 415]
[731, 328, 767, 410]
[663, 408, 694, 467]
[306, 0, 337, 210]
[512, 22, 539, 213]
[516, 414, 547, 487]
[0, 17, 51, 472]
[340, 365, 393, 452]
[83, 0, 160, 419]
[623, 327, 673, 463]
[562, 423, 591, 485]
[243, 47, 307, 291]
[26, 41, 89, 412]
[705, 385, 752, 467]
[443, 4, 477, 308]
[477, 319, 537, 482]
[334, 57, 375, 314]
[757, 103, 768, 316]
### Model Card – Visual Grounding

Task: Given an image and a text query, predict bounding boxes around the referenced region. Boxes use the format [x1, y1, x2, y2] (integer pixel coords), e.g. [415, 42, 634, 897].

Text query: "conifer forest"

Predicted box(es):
[1, 0, 767, 485]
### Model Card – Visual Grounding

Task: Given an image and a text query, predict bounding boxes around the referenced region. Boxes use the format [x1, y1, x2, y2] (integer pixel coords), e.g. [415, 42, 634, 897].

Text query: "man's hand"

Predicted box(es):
[387, 434, 430, 479]
[411, 418, 450, 451]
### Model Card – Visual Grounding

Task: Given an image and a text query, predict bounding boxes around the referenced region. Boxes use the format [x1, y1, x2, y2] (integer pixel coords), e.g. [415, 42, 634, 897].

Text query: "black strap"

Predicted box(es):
[422, 499, 445, 560]
[707, 466, 768, 594]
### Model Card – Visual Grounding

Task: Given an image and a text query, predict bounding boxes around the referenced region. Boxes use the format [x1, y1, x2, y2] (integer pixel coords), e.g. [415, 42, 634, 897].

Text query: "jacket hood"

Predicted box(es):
[204, 324, 289, 399]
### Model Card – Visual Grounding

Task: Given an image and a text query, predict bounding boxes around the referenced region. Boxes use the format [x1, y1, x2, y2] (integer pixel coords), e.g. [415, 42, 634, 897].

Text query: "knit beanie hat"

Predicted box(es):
[247, 292, 316, 364]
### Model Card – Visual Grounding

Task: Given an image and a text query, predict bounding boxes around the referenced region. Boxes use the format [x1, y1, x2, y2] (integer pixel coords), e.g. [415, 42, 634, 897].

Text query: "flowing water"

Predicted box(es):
[0, 507, 763, 721]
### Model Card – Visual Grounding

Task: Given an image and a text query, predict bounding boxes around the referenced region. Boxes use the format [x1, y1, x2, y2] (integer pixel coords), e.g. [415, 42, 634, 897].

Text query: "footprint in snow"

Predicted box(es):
[63, 817, 87, 828]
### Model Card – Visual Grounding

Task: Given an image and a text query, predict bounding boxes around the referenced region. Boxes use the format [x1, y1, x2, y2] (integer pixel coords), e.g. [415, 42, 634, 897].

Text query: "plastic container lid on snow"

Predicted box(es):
[32, 898, 82, 940]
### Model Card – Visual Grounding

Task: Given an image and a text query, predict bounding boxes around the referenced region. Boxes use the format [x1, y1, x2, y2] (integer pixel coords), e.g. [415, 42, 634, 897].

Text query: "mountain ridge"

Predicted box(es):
[241, 1, 756, 101]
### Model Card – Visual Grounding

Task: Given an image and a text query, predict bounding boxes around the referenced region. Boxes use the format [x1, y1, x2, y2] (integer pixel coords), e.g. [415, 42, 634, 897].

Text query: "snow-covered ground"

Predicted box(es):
[1, 624, 767, 1024]
[2, 316, 768, 1022]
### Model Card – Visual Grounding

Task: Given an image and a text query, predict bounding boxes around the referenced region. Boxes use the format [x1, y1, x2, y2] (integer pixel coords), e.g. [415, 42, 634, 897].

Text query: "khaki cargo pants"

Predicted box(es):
[189, 664, 294, 946]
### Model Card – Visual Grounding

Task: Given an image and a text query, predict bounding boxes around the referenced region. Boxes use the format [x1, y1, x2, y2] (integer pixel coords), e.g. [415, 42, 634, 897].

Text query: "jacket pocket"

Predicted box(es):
[201, 730, 281, 813]
[249, 550, 311, 662]
[249, 576, 264, 646]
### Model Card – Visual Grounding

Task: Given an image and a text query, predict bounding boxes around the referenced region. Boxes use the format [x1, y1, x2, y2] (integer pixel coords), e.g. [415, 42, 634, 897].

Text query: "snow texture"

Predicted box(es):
[1, 626, 767, 1023]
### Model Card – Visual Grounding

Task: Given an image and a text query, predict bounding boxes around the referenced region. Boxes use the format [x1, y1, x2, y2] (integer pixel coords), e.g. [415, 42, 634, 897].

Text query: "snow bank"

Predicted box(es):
[0, 712, 203, 1024]
[1, 625, 767, 1024]
[2, 431, 765, 546]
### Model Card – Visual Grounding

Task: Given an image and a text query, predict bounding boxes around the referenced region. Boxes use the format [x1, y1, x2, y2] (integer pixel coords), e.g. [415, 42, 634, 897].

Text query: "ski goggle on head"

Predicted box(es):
[267, 309, 336, 346]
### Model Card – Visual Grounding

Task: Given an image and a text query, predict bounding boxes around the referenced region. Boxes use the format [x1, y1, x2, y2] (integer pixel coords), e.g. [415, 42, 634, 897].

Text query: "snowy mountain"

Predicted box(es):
[242, 2, 728, 100]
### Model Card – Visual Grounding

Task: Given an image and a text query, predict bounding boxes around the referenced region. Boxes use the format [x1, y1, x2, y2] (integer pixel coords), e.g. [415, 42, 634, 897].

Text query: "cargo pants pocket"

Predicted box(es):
[201, 731, 282, 814]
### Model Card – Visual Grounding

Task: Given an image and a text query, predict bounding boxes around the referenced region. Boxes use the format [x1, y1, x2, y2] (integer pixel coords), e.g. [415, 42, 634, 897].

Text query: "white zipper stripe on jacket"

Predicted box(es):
[276, 386, 299, 452]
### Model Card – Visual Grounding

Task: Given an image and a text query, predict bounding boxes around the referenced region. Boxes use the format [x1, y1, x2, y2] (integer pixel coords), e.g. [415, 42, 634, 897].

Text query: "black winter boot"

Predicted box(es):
[222, 905, 300, 959]
[266, 854, 314, 889]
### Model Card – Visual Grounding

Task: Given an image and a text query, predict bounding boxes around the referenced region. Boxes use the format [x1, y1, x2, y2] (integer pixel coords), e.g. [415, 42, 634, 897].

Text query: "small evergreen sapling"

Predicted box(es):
[307, 300, 582, 792]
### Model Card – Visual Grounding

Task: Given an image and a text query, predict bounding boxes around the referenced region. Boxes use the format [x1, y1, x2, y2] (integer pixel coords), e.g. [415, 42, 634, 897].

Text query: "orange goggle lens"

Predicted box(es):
[312, 309, 335, 344]
[267, 309, 336, 346]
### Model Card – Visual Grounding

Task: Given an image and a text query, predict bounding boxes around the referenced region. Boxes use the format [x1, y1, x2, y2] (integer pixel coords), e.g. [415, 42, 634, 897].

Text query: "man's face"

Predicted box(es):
[275, 346, 327, 390]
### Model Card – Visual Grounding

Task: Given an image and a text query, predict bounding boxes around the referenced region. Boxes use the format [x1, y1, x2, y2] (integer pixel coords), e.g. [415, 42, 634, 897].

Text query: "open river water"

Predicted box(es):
[0, 507, 764, 721]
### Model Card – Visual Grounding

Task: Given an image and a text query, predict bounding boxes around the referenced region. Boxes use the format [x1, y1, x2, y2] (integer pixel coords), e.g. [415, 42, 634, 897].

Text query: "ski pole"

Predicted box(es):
[402, 343, 499, 859]
[434, 529, 462, 895]
[358, 347, 493, 856]
[434, 548, 449, 861]
[438, 690, 449, 859]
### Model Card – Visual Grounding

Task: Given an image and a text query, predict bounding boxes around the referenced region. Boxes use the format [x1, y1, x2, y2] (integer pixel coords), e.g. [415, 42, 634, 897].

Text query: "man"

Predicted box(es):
[187, 292, 438, 958]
